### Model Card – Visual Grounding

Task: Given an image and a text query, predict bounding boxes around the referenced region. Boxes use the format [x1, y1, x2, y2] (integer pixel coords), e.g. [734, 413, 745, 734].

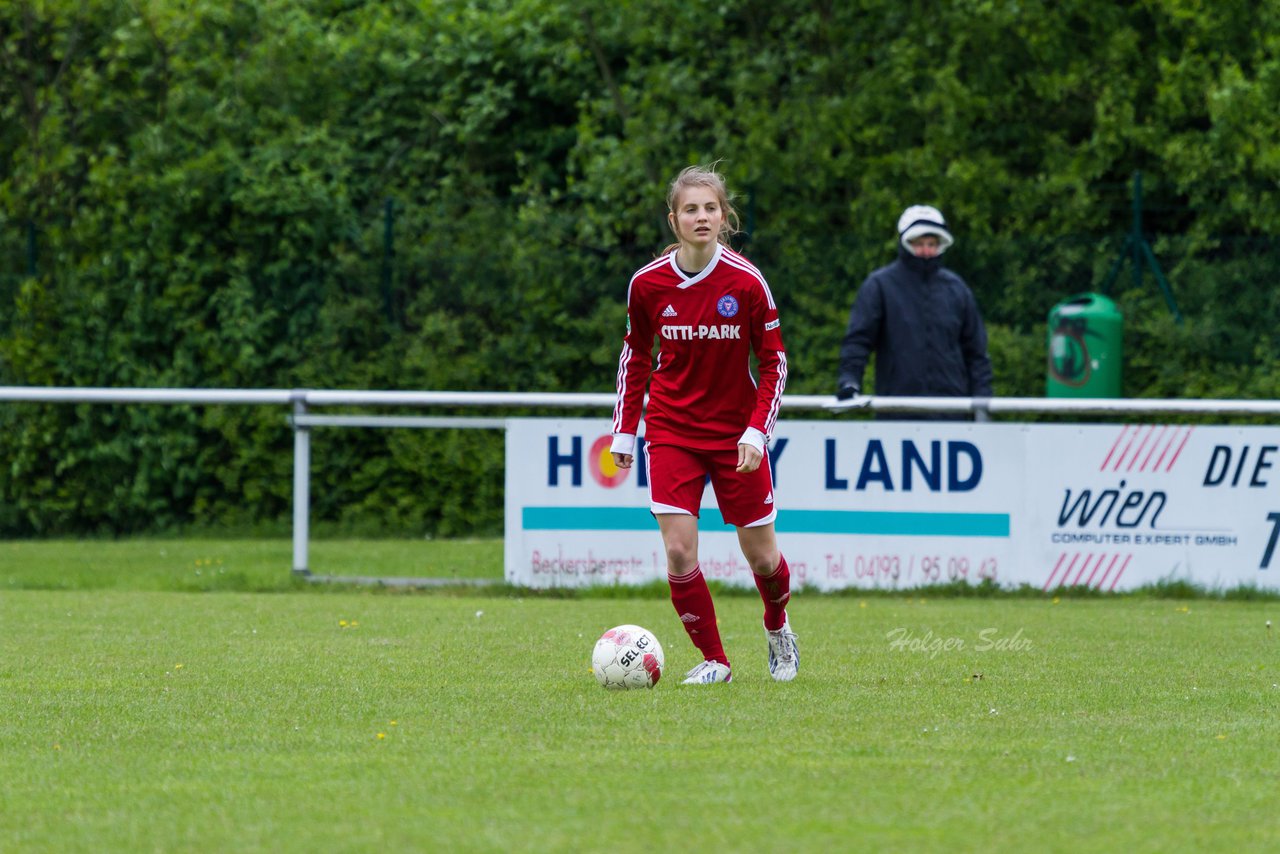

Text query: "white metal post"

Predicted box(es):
[291, 393, 311, 577]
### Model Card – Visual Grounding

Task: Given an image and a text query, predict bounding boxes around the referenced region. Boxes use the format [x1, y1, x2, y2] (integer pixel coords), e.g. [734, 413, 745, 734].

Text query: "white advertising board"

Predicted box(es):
[504, 418, 1280, 591]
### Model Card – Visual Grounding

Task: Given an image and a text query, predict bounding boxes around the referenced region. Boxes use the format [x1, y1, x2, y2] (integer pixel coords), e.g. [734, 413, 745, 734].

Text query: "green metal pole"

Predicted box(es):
[1140, 239, 1183, 323]
[1131, 172, 1143, 292]
[1100, 234, 1132, 295]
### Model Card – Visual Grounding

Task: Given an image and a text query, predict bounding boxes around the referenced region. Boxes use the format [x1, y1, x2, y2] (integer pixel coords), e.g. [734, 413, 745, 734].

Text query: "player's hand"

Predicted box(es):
[736, 443, 762, 473]
[834, 383, 870, 408]
[612, 452, 633, 469]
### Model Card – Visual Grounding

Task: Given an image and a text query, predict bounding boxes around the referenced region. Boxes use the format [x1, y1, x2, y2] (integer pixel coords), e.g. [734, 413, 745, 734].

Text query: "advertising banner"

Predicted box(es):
[504, 418, 1280, 591]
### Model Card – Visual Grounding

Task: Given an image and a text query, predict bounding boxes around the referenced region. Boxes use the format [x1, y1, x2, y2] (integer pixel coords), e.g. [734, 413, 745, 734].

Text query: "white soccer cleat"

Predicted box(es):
[766, 617, 799, 682]
[681, 660, 733, 685]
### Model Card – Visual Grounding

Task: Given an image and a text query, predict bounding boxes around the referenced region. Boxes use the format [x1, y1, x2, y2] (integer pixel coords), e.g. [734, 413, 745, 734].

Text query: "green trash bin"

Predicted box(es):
[1047, 292, 1122, 397]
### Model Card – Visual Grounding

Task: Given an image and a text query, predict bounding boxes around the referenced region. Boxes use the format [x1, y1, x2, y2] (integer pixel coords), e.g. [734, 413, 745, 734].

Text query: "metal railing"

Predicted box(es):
[3, 385, 1279, 578]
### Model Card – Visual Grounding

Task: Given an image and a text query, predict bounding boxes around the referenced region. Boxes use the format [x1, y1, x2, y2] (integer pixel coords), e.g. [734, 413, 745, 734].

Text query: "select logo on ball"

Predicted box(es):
[592, 624, 665, 689]
[588, 435, 628, 487]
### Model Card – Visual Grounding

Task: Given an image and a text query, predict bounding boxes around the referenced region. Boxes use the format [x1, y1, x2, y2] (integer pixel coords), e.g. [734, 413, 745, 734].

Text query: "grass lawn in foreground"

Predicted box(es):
[2, 567, 1278, 852]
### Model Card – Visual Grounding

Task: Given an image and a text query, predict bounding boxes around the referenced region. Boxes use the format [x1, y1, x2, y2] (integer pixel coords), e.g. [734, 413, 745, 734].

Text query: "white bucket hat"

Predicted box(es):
[898, 205, 954, 253]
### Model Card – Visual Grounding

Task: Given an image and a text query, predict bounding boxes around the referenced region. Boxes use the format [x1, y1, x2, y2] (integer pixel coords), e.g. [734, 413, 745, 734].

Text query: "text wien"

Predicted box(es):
[1057, 481, 1166, 528]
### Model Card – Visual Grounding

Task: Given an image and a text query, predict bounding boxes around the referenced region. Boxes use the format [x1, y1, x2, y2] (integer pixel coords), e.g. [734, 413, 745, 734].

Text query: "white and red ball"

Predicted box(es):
[591, 624, 664, 690]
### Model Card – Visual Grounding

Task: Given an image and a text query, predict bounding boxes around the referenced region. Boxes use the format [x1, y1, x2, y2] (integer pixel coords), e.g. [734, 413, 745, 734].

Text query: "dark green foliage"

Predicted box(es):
[2, 0, 1280, 535]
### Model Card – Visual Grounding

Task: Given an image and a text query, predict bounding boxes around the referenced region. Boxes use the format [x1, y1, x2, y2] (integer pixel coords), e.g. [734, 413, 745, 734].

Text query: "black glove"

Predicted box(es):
[836, 383, 860, 401]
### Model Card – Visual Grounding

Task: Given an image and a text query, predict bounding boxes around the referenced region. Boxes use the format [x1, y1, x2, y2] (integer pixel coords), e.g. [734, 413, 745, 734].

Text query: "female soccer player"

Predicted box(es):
[610, 164, 798, 685]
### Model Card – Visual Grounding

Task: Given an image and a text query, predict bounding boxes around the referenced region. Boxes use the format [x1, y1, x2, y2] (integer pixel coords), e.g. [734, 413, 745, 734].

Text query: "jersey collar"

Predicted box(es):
[670, 242, 723, 289]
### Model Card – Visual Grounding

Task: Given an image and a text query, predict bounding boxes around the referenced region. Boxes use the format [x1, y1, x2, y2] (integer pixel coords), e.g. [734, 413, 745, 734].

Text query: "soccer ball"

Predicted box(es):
[591, 624, 664, 690]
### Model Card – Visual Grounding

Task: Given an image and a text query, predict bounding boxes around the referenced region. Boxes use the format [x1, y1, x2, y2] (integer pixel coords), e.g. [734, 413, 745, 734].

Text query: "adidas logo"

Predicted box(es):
[661, 304, 678, 317]
[763, 491, 774, 505]
[679, 612, 699, 623]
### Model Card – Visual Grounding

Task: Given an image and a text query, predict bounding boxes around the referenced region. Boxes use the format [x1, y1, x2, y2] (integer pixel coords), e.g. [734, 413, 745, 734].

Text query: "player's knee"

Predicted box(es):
[663, 538, 698, 571]
[746, 550, 780, 577]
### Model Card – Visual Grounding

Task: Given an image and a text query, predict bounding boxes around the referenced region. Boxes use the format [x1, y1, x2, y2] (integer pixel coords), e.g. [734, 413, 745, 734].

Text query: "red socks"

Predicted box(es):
[667, 565, 728, 665]
[668, 556, 790, 661]
[754, 554, 791, 631]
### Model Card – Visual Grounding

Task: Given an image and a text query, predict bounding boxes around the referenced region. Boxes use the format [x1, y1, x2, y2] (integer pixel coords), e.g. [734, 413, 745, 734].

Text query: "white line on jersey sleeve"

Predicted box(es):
[612, 341, 632, 433]
[720, 248, 776, 309]
[764, 350, 787, 437]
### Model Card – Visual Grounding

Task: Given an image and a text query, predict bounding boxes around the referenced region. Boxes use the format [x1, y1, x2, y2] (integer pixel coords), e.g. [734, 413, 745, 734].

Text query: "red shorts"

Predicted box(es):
[645, 443, 777, 528]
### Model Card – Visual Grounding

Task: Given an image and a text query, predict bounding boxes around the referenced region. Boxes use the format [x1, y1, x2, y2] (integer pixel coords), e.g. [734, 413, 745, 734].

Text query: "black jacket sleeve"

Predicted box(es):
[961, 289, 994, 396]
[837, 275, 882, 391]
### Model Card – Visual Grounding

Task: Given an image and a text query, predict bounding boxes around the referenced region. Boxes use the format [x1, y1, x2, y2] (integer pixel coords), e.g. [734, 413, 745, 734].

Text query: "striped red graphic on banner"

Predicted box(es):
[1099, 425, 1130, 471]
[1164, 426, 1194, 471]
[1047, 552, 1134, 591]
[1108, 554, 1133, 590]
[1110, 427, 1142, 471]
[1043, 553, 1069, 591]
[1073, 552, 1102, 586]
[1103, 425, 1195, 473]
[1126, 426, 1156, 471]
[1138, 425, 1169, 471]
[1087, 554, 1119, 588]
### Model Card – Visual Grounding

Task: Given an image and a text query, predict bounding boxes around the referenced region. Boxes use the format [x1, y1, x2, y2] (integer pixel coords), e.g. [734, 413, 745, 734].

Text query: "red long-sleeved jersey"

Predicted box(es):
[613, 243, 787, 452]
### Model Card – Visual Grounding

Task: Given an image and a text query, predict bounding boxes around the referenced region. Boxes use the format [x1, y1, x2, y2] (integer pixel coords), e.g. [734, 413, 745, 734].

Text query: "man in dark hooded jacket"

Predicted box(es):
[836, 205, 993, 419]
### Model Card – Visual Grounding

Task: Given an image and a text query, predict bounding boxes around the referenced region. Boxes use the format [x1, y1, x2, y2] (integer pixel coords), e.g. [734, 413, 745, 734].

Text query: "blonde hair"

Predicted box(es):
[661, 164, 741, 256]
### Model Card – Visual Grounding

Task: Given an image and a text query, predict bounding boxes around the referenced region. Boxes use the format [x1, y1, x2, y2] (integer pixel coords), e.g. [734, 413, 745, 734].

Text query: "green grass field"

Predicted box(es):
[0, 537, 502, 591]
[2, 540, 1279, 852]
